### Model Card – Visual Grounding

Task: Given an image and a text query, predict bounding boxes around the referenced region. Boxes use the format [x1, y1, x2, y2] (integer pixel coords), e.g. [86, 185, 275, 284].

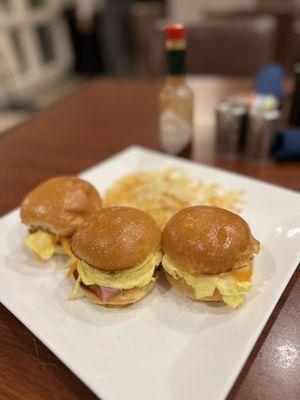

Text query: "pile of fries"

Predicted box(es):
[103, 167, 244, 228]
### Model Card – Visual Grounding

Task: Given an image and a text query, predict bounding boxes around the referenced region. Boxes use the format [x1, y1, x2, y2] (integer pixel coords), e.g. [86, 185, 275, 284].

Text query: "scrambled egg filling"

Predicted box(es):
[162, 254, 253, 308]
[25, 231, 72, 260]
[69, 250, 162, 300]
[76, 250, 162, 290]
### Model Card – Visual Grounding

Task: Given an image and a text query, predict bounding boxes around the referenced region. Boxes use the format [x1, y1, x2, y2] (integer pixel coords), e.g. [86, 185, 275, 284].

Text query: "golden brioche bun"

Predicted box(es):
[79, 276, 157, 307]
[21, 176, 102, 236]
[162, 206, 259, 275]
[165, 271, 223, 302]
[71, 206, 161, 271]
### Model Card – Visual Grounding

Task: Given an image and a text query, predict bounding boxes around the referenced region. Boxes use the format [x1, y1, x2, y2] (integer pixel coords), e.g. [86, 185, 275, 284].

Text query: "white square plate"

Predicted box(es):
[1, 146, 300, 400]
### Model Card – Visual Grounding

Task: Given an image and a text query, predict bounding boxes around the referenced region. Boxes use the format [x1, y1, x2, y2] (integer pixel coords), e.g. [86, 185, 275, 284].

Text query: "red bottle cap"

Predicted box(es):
[166, 24, 186, 40]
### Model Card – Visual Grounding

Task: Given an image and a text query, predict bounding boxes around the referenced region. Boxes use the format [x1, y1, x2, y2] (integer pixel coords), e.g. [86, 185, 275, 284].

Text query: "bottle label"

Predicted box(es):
[160, 109, 191, 154]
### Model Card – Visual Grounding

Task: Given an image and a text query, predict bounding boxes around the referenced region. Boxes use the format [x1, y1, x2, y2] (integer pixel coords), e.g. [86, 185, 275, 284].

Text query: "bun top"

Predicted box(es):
[20, 176, 102, 236]
[71, 206, 161, 271]
[162, 206, 259, 275]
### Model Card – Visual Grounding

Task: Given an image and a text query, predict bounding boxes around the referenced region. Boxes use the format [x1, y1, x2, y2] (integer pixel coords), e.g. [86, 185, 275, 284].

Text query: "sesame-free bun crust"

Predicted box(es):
[80, 276, 157, 307]
[71, 206, 161, 271]
[165, 271, 223, 302]
[162, 206, 259, 275]
[20, 176, 102, 236]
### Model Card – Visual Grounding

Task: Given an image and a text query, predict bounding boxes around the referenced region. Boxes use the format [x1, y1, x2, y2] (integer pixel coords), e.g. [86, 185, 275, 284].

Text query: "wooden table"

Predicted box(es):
[0, 77, 299, 400]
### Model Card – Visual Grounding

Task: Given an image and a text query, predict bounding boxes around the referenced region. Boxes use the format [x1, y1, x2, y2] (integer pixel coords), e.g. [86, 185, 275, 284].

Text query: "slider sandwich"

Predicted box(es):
[162, 206, 260, 308]
[69, 206, 162, 306]
[20, 176, 102, 260]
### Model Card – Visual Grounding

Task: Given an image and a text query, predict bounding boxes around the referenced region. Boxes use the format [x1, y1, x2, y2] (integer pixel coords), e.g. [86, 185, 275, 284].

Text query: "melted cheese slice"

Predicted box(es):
[162, 254, 253, 308]
[25, 231, 57, 260]
[25, 231, 74, 261]
[60, 237, 73, 257]
[76, 250, 162, 290]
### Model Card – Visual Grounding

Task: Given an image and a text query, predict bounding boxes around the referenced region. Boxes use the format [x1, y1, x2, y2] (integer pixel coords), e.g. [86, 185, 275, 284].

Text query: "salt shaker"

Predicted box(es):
[215, 101, 247, 159]
[244, 108, 280, 164]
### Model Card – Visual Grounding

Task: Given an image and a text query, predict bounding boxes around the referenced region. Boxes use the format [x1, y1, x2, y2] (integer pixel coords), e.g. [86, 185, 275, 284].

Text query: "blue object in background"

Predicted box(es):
[255, 63, 285, 100]
[272, 129, 300, 161]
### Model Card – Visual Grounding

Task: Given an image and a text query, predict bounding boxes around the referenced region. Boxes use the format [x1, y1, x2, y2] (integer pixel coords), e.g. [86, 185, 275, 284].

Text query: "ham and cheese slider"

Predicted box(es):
[20, 176, 102, 260]
[69, 206, 162, 306]
[162, 206, 260, 308]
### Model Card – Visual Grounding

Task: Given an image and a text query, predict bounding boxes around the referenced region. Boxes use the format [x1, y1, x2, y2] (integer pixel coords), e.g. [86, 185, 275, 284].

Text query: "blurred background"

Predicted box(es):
[1, 0, 300, 132]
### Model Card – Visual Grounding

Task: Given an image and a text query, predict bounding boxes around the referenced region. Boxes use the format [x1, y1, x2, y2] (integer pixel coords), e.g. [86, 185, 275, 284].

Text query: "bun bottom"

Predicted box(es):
[79, 276, 157, 307]
[165, 271, 223, 302]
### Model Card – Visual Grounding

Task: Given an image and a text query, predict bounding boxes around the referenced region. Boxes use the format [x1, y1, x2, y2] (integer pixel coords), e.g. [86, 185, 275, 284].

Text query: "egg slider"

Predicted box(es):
[20, 176, 102, 261]
[69, 207, 162, 307]
[69, 206, 162, 307]
[162, 206, 260, 308]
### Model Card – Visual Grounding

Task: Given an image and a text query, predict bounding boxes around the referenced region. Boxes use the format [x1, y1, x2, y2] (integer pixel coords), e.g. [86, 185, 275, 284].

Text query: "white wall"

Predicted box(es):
[167, 0, 257, 23]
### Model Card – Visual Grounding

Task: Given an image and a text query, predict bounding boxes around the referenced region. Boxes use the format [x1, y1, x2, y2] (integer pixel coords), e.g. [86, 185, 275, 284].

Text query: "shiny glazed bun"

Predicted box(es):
[71, 206, 161, 271]
[20, 176, 102, 237]
[162, 206, 259, 275]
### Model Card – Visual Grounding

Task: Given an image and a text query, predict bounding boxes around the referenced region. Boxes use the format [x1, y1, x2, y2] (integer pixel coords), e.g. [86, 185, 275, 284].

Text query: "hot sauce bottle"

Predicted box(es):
[159, 24, 194, 157]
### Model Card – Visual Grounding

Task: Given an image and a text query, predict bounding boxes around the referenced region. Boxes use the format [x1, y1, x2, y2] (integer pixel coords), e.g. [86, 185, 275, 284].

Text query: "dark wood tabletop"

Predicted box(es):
[0, 77, 299, 400]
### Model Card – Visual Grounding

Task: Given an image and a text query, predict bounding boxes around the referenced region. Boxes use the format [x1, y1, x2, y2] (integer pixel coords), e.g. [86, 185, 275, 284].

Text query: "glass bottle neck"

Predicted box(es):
[166, 49, 186, 75]
[166, 38, 186, 75]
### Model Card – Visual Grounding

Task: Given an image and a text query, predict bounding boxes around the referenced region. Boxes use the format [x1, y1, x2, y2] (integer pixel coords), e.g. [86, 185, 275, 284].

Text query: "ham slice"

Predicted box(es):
[98, 286, 121, 302]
